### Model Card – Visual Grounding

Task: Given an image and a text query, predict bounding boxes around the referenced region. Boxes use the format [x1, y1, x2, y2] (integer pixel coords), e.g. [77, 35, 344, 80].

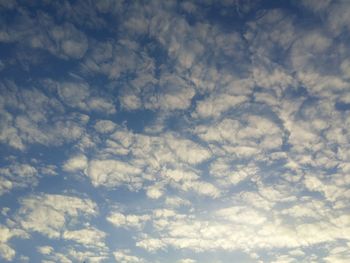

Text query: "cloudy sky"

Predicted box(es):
[1, 0, 350, 262]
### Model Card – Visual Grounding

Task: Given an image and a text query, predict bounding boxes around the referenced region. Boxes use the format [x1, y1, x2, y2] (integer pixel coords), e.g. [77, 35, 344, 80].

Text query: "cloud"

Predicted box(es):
[62, 227, 106, 248]
[0, 224, 28, 261]
[324, 245, 350, 263]
[94, 120, 117, 134]
[63, 154, 88, 173]
[216, 206, 266, 225]
[0, 9, 88, 59]
[67, 248, 108, 263]
[181, 180, 220, 198]
[0, 163, 38, 195]
[0, 82, 91, 149]
[1, 0, 350, 261]
[35, 22, 88, 59]
[86, 159, 143, 189]
[195, 94, 247, 118]
[194, 114, 283, 162]
[107, 212, 150, 229]
[119, 94, 142, 111]
[0, 242, 15, 261]
[298, 0, 332, 13]
[165, 134, 212, 165]
[16, 194, 97, 238]
[146, 184, 164, 199]
[57, 81, 116, 114]
[38, 245, 108, 263]
[327, 1, 350, 35]
[178, 259, 197, 263]
[210, 160, 258, 186]
[136, 238, 166, 252]
[113, 250, 145, 263]
[164, 196, 191, 207]
[37, 246, 54, 255]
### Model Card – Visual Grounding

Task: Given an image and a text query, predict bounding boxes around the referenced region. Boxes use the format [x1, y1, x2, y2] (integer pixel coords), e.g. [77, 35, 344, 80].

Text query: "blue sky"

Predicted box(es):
[1, 0, 350, 262]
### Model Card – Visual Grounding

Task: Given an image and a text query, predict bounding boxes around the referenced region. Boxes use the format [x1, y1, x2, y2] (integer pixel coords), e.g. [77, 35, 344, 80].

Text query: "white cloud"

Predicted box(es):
[0, 225, 28, 261]
[0, 111, 25, 150]
[44, 22, 88, 59]
[236, 191, 273, 210]
[0, 243, 15, 261]
[298, 0, 331, 13]
[86, 159, 143, 189]
[181, 180, 220, 198]
[195, 94, 247, 119]
[57, 82, 89, 107]
[87, 97, 116, 114]
[0, 88, 87, 148]
[327, 1, 350, 35]
[340, 59, 350, 79]
[94, 120, 117, 133]
[113, 250, 145, 263]
[146, 184, 164, 199]
[162, 168, 198, 182]
[0, 11, 88, 59]
[16, 194, 97, 238]
[144, 73, 196, 111]
[210, 160, 258, 186]
[216, 206, 266, 225]
[136, 238, 166, 252]
[119, 94, 142, 110]
[165, 196, 191, 207]
[303, 175, 344, 202]
[2, 1, 350, 261]
[62, 227, 106, 248]
[63, 154, 88, 172]
[0, 163, 38, 195]
[57, 81, 116, 114]
[165, 134, 211, 165]
[37, 246, 54, 255]
[67, 248, 108, 263]
[281, 200, 326, 220]
[324, 245, 350, 263]
[107, 212, 150, 229]
[0, 178, 13, 196]
[178, 259, 197, 263]
[194, 114, 283, 161]
[125, 195, 350, 254]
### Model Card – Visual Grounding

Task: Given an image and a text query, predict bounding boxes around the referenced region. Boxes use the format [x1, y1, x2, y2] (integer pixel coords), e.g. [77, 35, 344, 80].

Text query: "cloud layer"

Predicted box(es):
[1, 0, 350, 262]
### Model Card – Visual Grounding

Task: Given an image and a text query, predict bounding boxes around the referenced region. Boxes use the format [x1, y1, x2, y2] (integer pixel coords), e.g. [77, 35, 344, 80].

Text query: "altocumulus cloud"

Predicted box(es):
[1, 0, 350, 262]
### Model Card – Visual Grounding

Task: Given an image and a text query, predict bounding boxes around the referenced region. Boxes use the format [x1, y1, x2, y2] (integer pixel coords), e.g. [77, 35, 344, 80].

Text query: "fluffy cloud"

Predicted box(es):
[16, 194, 97, 238]
[62, 227, 106, 248]
[113, 250, 145, 263]
[37, 246, 54, 255]
[107, 212, 150, 229]
[0, 83, 90, 149]
[0, 163, 38, 195]
[86, 159, 143, 189]
[195, 94, 247, 118]
[165, 134, 212, 165]
[94, 120, 117, 134]
[210, 160, 258, 186]
[63, 154, 88, 173]
[134, 206, 350, 253]
[0, 225, 28, 261]
[57, 81, 116, 114]
[1, 0, 350, 262]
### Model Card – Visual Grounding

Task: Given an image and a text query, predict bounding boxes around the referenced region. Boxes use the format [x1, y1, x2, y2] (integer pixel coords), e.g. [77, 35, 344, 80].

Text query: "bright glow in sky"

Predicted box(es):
[1, 0, 350, 262]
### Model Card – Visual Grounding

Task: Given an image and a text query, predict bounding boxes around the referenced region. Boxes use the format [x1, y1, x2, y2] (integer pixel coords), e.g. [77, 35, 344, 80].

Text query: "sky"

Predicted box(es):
[0, 0, 350, 262]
